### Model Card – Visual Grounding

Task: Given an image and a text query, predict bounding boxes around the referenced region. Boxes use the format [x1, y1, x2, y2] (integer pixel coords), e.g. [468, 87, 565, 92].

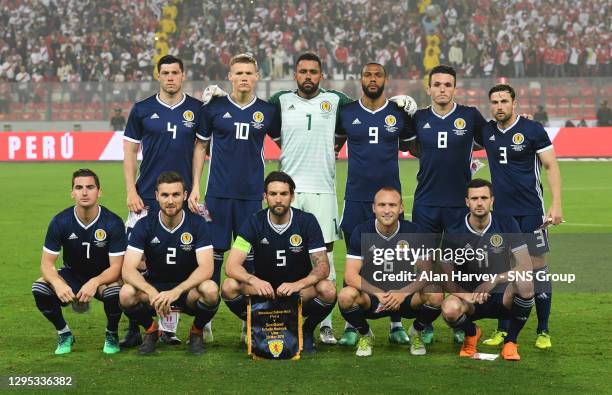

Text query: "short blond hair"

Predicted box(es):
[229, 53, 258, 70]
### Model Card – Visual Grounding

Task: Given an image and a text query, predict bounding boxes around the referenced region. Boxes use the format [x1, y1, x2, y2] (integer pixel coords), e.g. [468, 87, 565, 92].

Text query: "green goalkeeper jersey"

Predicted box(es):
[269, 88, 352, 194]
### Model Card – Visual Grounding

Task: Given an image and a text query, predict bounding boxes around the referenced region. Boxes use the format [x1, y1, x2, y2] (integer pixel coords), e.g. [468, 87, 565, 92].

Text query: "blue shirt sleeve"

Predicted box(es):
[124, 105, 143, 142]
[473, 108, 487, 147]
[108, 217, 127, 255]
[237, 214, 258, 245]
[43, 216, 62, 254]
[532, 120, 553, 152]
[195, 218, 213, 251]
[267, 106, 281, 140]
[335, 109, 346, 137]
[400, 112, 417, 141]
[305, 214, 326, 253]
[127, 218, 147, 252]
[197, 103, 213, 140]
[347, 226, 362, 258]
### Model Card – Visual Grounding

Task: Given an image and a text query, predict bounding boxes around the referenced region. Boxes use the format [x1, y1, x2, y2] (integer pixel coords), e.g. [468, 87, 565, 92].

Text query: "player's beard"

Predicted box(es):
[298, 79, 319, 96]
[362, 83, 385, 100]
[270, 203, 290, 219]
[495, 111, 512, 124]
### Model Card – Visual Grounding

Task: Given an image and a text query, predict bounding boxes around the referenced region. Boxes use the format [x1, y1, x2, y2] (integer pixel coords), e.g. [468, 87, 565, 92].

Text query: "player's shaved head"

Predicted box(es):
[361, 63, 386, 78]
[374, 187, 402, 204]
[361, 63, 387, 100]
[72, 168, 100, 189]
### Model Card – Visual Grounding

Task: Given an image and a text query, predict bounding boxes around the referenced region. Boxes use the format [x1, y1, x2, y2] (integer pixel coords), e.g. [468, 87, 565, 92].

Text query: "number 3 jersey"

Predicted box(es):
[478, 116, 553, 216]
[123, 93, 203, 201]
[199, 96, 280, 200]
[236, 208, 326, 289]
[43, 206, 126, 278]
[127, 210, 213, 282]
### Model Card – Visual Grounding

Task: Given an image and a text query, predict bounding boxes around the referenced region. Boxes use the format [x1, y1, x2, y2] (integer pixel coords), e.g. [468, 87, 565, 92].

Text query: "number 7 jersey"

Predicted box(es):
[199, 96, 280, 200]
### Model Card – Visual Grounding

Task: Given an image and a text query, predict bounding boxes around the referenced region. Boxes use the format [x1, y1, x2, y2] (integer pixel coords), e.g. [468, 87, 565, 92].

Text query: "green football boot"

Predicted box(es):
[388, 327, 410, 345]
[55, 332, 75, 355]
[103, 331, 120, 354]
[338, 328, 358, 346]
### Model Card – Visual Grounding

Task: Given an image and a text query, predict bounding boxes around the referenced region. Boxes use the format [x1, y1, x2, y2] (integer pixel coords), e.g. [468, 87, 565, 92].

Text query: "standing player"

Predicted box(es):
[409, 65, 488, 344]
[335, 62, 416, 346]
[122, 55, 203, 346]
[339, 187, 443, 357]
[221, 171, 336, 354]
[188, 54, 280, 305]
[32, 169, 126, 354]
[267, 53, 352, 344]
[441, 179, 535, 361]
[119, 172, 219, 355]
[479, 84, 562, 349]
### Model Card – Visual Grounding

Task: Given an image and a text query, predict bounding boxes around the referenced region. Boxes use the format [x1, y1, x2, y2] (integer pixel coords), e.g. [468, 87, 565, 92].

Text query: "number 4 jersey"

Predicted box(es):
[199, 96, 280, 200]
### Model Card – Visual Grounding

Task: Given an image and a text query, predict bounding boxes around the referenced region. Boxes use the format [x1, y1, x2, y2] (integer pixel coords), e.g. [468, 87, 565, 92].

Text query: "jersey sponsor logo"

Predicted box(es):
[222, 112, 232, 119]
[150, 113, 160, 119]
[489, 135, 496, 141]
[352, 118, 361, 125]
[260, 237, 269, 245]
[287, 104, 296, 110]
[94, 229, 107, 241]
[182, 110, 196, 127]
[252, 111, 265, 129]
[512, 132, 525, 145]
[423, 122, 431, 129]
[268, 339, 284, 358]
[151, 236, 161, 244]
[68, 232, 78, 240]
[320, 100, 332, 113]
[454, 117, 466, 130]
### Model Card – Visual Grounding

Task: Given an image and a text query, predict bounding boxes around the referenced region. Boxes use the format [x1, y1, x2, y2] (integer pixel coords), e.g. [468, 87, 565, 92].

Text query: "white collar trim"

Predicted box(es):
[73, 206, 101, 230]
[358, 98, 389, 114]
[158, 210, 185, 234]
[267, 208, 293, 235]
[227, 95, 257, 110]
[430, 102, 457, 119]
[156, 93, 186, 109]
[496, 115, 521, 133]
[465, 213, 492, 235]
[375, 219, 400, 240]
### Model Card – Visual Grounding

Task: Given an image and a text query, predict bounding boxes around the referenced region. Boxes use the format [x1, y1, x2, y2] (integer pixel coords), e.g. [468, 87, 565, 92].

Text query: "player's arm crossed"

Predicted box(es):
[225, 237, 276, 299]
[276, 249, 330, 297]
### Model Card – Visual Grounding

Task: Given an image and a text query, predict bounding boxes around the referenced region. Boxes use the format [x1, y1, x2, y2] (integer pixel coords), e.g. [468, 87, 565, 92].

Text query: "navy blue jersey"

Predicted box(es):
[123, 94, 203, 201]
[443, 213, 527, 292]
[237, 208, 326, 289]
[43, 206, 126, 278]
[479, 116, 553, 216]
[199, 96, 280, 200]
[347, 218, 420, 259]
[127, 210, 213, 283]
[413, 104, 487, 207]
[337, 99, 415, 201]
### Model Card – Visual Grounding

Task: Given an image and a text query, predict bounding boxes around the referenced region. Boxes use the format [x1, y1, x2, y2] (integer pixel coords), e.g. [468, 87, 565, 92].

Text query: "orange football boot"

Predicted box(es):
[459, 326, 481, 357]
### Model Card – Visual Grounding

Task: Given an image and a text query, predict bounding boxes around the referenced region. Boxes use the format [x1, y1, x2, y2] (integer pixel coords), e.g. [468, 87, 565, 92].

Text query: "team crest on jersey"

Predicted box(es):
[512, 133, 525, 145]
[384, 114, 399, 133]
[454, 118, 466, 130]
[320, 100, 332, 113]
[251, 111, 265, 129]
[490, 234, 503, 247]
[268, 339, 284, 358]
[396, 240, 409, 251]
[289, 234, 303, 253]
[180, 232, 194, 251]
[182, 110, 195, 128]
[94, 229, 107, 241]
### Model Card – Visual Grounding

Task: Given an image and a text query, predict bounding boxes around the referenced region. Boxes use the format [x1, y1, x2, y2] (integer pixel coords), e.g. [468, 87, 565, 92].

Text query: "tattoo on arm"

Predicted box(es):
[309, 250, 330, 280]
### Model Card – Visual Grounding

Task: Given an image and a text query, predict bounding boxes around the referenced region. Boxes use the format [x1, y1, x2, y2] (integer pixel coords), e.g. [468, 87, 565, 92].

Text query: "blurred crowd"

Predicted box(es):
[0, 0, 610, 84]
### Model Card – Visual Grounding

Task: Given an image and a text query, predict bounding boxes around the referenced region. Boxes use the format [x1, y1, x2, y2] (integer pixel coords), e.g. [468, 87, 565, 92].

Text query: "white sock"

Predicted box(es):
[58, 325, 71, 335]
[320, 318, 332, 329]
[390, 321, 403, 330]
[205, 321, 212, 331]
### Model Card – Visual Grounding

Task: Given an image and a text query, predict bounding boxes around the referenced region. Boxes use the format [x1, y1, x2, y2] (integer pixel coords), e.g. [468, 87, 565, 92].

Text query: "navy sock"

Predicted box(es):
[32, 281, 66, 331]
[445, 314, 476, 337]
[390, 312, 402, 325]
[212, 250, 225, 286]
[193, 299, 220, 330]
[497, 319, 510, 332]
[506, 295, 535, 343]
[413, 304, 441, 331]
[127, 319, 140, 332]
[122, 303, 154, 330]
[534, 266, 552, 333]
[223, 294, 247, 320]
[102, 286, 122, 332]
[303, 297, 335, 335]
[340, 305, 370, 335]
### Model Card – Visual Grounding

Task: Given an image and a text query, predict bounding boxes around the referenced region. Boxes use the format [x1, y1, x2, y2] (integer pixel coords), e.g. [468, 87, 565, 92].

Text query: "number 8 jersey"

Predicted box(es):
[199, 96, 280, 200]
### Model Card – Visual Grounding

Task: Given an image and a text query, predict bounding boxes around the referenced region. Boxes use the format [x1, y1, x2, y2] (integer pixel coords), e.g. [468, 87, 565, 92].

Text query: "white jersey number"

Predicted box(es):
[437, 132, 447, 148]
[167, 122, 177, 139]
[166, 247, 176, 265]
[499, 147, 508, 164]
[276, 250, 286, 267]
[234, 122, 250, 140]
[369, 127, 378, 144]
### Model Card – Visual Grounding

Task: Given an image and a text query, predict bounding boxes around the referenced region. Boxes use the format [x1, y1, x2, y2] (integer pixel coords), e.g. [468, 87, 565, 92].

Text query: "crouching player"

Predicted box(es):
[441, 179, 534, 360]
[338, 187, 443, 357]
[32, 169, 126, 354]
[221, 171, 336, 354]
[119, 172, 219, 355]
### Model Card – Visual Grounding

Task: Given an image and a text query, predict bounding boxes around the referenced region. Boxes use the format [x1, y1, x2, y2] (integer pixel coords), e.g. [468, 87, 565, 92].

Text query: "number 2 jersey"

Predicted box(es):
[43, 206, 126, 278]
[199, 96, 280, 200]
[123, 93, 203, 201]
[478, 116, 553, 216]
[235, 208, 326, 289]
[412, 103, 487, 207]
[127, 210, 213, 283]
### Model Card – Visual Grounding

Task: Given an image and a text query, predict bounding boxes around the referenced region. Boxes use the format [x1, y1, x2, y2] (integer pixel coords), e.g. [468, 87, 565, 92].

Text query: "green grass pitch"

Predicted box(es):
[0, 160, 610, 393]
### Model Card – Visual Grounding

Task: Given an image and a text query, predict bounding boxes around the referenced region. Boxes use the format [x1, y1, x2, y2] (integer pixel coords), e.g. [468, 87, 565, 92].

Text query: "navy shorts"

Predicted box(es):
[205, 196, 261, 250]
[513, 215, 550, 255]
[341, 200, 405, 235]
[412, 204, 468, 234]
[57, 267, 103, 304]
[145, 278, 195, 315]
[365, 292, 418, 319]
[469, 284, 512, 321]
